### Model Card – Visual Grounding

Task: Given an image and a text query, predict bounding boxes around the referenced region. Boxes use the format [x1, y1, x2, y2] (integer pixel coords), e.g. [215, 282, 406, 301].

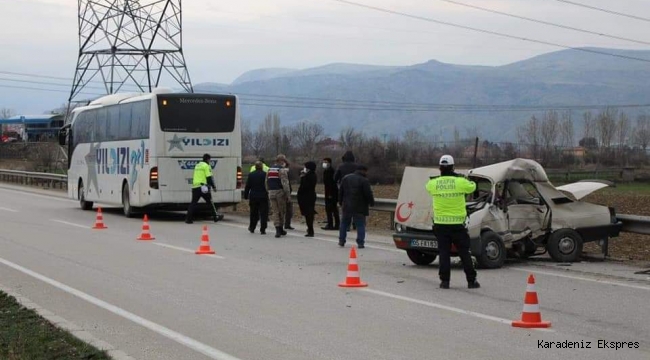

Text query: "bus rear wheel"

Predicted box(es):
[122, 184, 137, 218]
[79, 181, 93, 211]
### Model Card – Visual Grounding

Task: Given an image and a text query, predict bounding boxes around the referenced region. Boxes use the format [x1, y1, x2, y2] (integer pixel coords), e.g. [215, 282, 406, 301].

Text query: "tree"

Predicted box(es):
[540, 110, 560, 163]
[634, 115, 650, 149]
[517, 115, 541, 160]
[403, 129, 425, 165]
[582, 111, 597, 142]
[1, 107, 15, 119]
[339, 127, 364, 152]
[616, 112, 631, 162]
[291, 121, 325, 160]
[559, 111, 574, 149]
[597, 108, 618, 164]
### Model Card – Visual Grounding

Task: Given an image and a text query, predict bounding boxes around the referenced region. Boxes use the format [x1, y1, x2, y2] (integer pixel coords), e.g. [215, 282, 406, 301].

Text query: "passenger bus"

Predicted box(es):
[58, 90, 243, 217]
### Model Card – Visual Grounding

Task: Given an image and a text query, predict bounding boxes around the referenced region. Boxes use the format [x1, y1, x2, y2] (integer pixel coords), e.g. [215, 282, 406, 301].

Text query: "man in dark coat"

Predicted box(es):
[244, 161, 269, 234]
[297, 161, 318, 237]
[285, 160, 295, 230]
[333, 151, 357, 186]
[338, 164, 375, 248]
[321, 157, 340, 230]
[334, 150, 357, 231]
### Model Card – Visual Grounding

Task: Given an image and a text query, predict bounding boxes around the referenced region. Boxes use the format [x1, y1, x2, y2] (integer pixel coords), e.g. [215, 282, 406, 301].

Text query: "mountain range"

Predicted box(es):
[194, 48, 650, 142]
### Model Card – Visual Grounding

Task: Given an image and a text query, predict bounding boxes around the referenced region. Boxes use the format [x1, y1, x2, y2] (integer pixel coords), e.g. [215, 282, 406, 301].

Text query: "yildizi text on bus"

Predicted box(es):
[58, 91, 243, 217]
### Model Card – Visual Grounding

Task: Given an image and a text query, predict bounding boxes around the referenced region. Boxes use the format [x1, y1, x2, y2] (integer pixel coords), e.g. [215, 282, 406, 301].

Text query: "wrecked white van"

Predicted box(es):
[392, 159, 622, 268]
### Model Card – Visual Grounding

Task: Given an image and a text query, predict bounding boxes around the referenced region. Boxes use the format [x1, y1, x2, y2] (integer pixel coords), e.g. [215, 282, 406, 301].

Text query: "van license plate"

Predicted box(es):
[411, 239, 437, 249]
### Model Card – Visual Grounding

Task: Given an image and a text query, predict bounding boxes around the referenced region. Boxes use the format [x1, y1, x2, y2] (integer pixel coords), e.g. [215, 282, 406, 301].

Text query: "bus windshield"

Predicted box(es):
[157, 94, 236, 133]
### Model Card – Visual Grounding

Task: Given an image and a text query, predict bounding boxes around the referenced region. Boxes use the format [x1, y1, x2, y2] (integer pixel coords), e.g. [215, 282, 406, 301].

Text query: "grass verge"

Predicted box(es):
[0, 291, 111, 360]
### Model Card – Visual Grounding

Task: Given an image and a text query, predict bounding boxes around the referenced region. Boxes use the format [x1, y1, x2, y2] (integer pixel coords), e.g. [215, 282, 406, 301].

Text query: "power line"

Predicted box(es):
[0, 70, 142, 90]
[0, 84, 104, 97]
[4, 69, 650, 113]
[0, 78, 108, 91]
[438, 0, 650, 46]
[550, 0, 650, 23]
[329, 0, 650, 64]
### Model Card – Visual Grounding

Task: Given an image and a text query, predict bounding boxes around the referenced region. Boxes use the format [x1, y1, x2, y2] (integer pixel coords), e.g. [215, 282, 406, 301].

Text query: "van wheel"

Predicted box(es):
[79, 181, 93, 210]
[122, 184, 136, 218]
[476, 231, 506, 269]
[547, 229, 583, 262]
[406, 250, 437, 266]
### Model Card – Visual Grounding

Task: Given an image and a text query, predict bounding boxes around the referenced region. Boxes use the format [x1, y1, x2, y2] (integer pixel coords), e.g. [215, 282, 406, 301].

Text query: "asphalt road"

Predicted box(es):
[0, 184, 649, 360]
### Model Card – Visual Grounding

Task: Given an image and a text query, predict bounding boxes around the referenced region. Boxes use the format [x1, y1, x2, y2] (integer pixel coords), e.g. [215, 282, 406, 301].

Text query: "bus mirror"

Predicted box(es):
[58, 126, 69, 146]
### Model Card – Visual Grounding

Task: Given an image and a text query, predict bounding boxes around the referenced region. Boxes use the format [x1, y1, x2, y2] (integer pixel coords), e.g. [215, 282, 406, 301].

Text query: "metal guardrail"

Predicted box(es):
[0, 169, 67, 189]
[1, 169, 649, 236]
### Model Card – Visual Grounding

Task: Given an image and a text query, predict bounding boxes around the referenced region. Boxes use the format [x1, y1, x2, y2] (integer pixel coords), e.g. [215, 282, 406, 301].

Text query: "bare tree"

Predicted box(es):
[616, 112, 631, 162]
[517, 115, 541, 160]
[403, 129, 425, 165]
[634, 114, 650, 151]
[291, 121, 325, 160]
[597, 108, 618, 149]
[582, 111, 597, 145]
[559, 111, 575, 149]
[1, 107, 15, 119]
[540, 110, 560, 163]
[339, 127, 364, 151]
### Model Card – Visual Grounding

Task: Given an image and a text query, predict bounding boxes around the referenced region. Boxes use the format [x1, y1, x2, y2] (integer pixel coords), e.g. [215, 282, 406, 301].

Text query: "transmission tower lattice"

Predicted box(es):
[69, 0, 193, 103]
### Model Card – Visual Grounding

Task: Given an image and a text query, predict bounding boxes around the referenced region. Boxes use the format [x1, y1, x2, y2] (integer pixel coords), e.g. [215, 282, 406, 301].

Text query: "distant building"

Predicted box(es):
[0, 114, 64, 142]
[317, 137, 342, 152]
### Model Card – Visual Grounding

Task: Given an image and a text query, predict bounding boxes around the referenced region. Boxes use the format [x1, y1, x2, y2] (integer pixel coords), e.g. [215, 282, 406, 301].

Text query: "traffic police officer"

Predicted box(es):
[425, 155, 480, 289]
[185, 153, 219, 224]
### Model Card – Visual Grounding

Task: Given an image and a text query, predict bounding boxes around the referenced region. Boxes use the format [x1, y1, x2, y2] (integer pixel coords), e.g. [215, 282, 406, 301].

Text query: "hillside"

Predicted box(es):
[194, 48, 650, 141]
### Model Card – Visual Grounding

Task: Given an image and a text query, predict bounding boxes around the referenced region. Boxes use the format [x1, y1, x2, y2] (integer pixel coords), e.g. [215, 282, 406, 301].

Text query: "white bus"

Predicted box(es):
[59, 91, 243, 217]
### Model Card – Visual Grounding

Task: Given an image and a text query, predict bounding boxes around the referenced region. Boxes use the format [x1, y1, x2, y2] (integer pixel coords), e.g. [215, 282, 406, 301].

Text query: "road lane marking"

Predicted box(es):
[0, 257, 242, 360]
[152, 243, 225, 259]
[218, 221, 402, 253]
[510, 267, 650, 292]
[361, 288, 554, 332]
[51, 219, 89, 229]
[0, 207, 18, 212]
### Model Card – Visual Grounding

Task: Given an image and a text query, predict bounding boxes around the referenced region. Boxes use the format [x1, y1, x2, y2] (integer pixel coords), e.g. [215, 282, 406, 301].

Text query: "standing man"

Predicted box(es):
[321, 157, 340, 230]
[185, 153, 218, 224]
[334, 150, 358, 231]
[338, 165, 374, 249]
[267, 154, 291, 238]
[244, 161, 269, 234]
[284, 160, 295, 230]
[426, 155, 480, 290]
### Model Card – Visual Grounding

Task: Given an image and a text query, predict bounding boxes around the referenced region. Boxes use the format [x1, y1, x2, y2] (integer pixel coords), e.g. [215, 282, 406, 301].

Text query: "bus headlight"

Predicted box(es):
[395, 223, 405, 233]
[149, 167, 159, 189]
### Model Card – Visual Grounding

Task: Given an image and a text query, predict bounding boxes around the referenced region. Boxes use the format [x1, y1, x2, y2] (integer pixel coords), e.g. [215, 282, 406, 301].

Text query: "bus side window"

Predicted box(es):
[118, 103, 133, 141]
[107, 106, 119, 141]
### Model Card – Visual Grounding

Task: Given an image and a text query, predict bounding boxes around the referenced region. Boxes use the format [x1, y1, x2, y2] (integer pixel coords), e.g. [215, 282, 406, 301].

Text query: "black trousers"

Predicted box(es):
[434, 224, 477, 283]
[249, 198, 269, 231]
[186, 187, 217, 221]
[285, 201, 293, 228]
[325, 197, 340, 228]
[304, 212, 315, 235]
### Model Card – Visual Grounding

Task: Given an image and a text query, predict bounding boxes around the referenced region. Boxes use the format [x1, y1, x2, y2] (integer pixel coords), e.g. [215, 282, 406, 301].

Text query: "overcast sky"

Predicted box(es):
[1, 0, 649, 114]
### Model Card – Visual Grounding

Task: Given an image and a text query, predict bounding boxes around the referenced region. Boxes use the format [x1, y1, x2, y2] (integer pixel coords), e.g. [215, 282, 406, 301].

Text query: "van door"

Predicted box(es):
[504, 180, 548, 241]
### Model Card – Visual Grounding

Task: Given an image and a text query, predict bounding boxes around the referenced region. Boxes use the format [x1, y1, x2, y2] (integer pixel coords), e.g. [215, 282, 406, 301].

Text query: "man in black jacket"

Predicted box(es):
[334, 150, 357, 231]
[338, 165, 375, 248]
[321, 157, 340, 230]
[244, 161, 269, 234]
[333, 151, 356, 186]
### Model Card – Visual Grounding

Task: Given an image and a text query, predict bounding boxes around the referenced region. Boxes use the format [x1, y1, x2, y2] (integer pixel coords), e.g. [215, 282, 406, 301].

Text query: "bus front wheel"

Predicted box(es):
[122, 183, 137, 218]
[79, 181, 93, 211]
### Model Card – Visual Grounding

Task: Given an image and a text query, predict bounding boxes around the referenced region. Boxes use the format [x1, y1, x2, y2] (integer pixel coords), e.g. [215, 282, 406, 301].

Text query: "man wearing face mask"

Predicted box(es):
[267, 154, 291, 238]
[321, 158, 340, 230]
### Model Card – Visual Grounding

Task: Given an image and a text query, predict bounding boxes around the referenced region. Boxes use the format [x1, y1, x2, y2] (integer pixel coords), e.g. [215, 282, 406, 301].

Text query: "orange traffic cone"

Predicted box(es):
[195, 225, 216, 255]
[512, 274, 551, 328]
[92, 207, 107, 229]
[338, 246, 368, 288]
[137, 215, 155, 241]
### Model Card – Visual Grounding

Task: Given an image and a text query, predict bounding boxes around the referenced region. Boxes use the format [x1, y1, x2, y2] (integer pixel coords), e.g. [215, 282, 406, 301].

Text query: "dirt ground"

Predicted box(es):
[228, 184, 650, 263]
